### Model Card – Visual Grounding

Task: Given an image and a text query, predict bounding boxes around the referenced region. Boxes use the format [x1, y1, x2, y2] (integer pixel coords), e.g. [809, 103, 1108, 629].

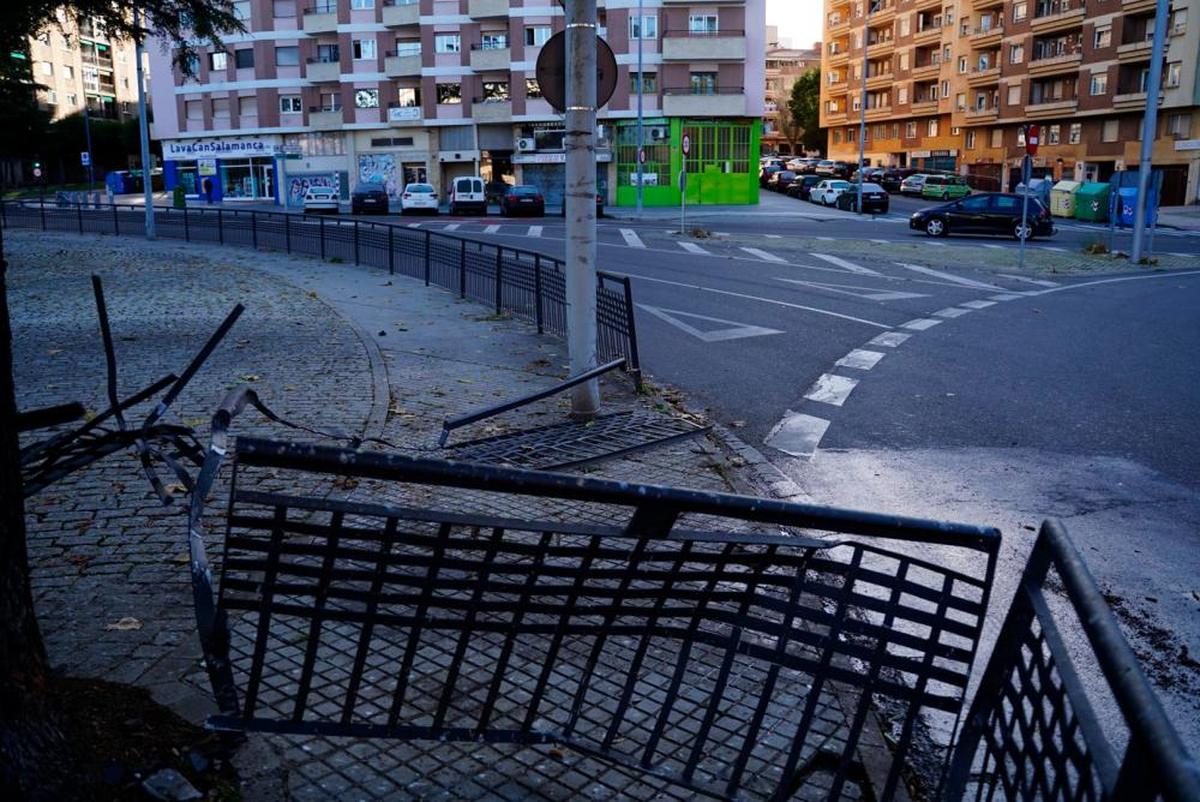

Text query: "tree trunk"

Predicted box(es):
[0, 225, 72, 799]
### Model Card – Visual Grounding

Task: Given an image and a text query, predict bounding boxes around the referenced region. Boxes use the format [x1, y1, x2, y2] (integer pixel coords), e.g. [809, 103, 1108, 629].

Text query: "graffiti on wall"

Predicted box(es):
[358, 153, 400, 197]
[286, 173, 339, 207]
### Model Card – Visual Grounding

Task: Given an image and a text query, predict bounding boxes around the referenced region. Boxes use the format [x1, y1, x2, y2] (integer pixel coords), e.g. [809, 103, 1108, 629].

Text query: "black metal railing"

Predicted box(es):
[662, 85, 745, 96]
[664, 28, 746, 37]
[0, 200, 642, 383]
[308, 104, 343, 113]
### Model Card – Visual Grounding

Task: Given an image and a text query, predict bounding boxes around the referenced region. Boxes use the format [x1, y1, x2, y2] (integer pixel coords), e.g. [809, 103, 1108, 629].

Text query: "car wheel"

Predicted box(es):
[1013, 221, 1033, 240]
[925, 217, 947, 237]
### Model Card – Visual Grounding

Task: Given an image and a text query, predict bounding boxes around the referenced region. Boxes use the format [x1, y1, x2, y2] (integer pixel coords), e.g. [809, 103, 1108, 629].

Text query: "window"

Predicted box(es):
[1093, 27, 1111, 48]
[480, 32, 508, 49]
[905, 120, 917, 138]
[1167, 62, 1182, 88]
[525, 26, 551, 47]
[234, 48, 254, 69]
[45, 89, 57, 104]
[630, 15, 658, 39]
[40, 61, 53, 76]
[1069, 122, 1081, 143]
[1013, 3, 1027, 22]
[892, 123, 900, 138]
[1166, 113, 1191, 137]
[965, 130, 976, 149]
[63, 65, 74, 79]
[899, 52, 909, 70]
[185, 100, 202, 119]
[525, 78, 542, 99]
[629, 72, 657, 93]
[394, 40, 420, 56]
[435, 34, 461, 53]
[239, 96, 256, 116]
[209, 51, 227, 70]
[275, 46, 299, 66]
[232, 0, 251, 20]
[317, 43, 339, 62]
[212, 97, 230, 116]
[958, 56, 967, 73]
[482, 81, 509, 101]
[690, 72, 717, 94]
[1009, 44, 1024, 64]
[353, 39, 377, 60]
[1007, 84, 1021, 105]
[351, 0, 375, 8]
[273, 1, 296, 18]
[395, 86, 420, 106]
[960, 196, 991, 212]
[689, 15, 718, 34]
[955, 92, 966, 110]
[927, 118, 938, 137]
[1047, 124, 1060, 144]
[66, 93, 77, 105]
[1101, 119, 1118, 142]
[284, 131, 346, 156]
[899, 16, 910, 36]
[990, 128, 1003, 147]
[1171, 8, 1188, 35]
[941, 80, 950, 97]
[355, 88, 379, 108]
[833, 130, 842, 144]
[436, 82, 462, 103]
[280, 95, 302, 113]
[1089, 72, 1108, 95]
[318, 91, 339, 111]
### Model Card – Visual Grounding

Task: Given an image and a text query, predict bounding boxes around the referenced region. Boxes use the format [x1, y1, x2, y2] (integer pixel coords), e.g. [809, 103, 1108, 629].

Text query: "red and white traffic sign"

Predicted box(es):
[32, 167, 42, 179]
[638, 147, 646, 165]
[1025, 124, 1040, 156]
[681, 134, 691, 156]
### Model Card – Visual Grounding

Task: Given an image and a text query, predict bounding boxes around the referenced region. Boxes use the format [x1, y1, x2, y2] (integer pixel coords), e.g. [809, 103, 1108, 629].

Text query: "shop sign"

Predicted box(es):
[1175, 139, 1200, 151]
[629, 173, 658, 186]
[910, 149, 932, 158]
[197, 158, 217, 176]
[516, 151, 613, 164]
[163, 136, 280, 159]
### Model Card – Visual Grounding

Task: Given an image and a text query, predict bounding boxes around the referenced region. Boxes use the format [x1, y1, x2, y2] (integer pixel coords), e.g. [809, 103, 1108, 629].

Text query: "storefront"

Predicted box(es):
[162, 136, 282, 203]
[613, 118, 759, 207]
[514, 153, 611, 209]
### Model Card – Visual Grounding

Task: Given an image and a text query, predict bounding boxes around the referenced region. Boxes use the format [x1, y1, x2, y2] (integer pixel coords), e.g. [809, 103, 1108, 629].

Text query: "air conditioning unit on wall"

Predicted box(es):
[648, 126, 668, 141]
[516, 137, 536, 152]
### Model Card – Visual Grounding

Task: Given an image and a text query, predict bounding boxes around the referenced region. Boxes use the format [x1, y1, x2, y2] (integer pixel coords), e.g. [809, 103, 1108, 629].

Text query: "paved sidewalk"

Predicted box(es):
[10, 231, 867, 800]
[1157, 204, 1200, 231]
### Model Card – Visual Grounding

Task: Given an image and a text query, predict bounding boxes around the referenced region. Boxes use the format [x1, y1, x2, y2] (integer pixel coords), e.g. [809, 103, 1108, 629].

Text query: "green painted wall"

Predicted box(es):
[615, 118, 759, 207]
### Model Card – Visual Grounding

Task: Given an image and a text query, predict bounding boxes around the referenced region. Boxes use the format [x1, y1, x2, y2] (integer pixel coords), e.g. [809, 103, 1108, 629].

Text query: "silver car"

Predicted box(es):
[899, 174, 929, 196]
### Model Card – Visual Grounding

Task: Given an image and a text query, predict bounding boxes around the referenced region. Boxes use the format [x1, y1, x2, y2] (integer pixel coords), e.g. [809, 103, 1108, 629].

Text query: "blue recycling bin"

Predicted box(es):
[1114, 186, 1158, 227]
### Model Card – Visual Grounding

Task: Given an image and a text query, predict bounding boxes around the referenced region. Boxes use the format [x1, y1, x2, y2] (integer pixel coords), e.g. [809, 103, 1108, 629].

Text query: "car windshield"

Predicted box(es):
[860, 183, 884, 192]
[405, 184, 434, 193]
[830, 181, 851, 189]
[356, 183, 385, 193]
[510, 186, 539, 196]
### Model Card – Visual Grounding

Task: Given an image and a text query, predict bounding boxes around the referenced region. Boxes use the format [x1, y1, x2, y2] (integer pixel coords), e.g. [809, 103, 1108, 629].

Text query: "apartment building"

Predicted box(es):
[148, 0, 765, 208]
[820, 0, 1200, 205]
[763, 35, 822, 155]
[29, 10, 144, 122]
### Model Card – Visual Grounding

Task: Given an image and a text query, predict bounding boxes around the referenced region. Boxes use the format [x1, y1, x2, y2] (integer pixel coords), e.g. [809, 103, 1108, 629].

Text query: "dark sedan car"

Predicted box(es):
[499, 185, 545, 216]
[879, 169, 916, 193]
[836, 182, 890, 213]
[786, 174, 822, 200]
[768, 170, 798, 192]
[910, 192, 1055, 240]
[350, 182, 389, 214]
[759, 164, 784, 187]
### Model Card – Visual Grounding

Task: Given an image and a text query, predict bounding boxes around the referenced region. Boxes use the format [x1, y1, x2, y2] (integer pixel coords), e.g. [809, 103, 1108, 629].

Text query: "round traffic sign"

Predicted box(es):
[682, 134, 691, 156]
[32, 167, 42, 179]
[1025, 124, 1040, 156]
[534, 32, 618, 113]
[638, 147, 646, 165]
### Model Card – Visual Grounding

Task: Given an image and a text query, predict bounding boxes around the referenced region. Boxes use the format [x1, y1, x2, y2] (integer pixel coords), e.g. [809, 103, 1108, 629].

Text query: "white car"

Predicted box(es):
[448, 175, 487, 215]
[400, 183, 439, 215]
[899, 174, 929, 196]
[810, 179, 852, 206]
[302, 186, 339, 214]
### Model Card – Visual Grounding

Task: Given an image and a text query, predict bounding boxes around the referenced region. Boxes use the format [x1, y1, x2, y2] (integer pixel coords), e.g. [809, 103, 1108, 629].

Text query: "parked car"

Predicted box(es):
[880, 169, 916, 193]
[786, 174, 822, 200]
[899, 173, 930, 196]
[448, 175, 487, 215]
[499, 185, 545, 216]
[302, 186, 339, 214]
[836, 182, 890, 214]
[768, 170, 798, 192]
[399, 182, 438, 215]
[814, 160, 837, 176]
[795, 158, 822, 174]
[921, 174, 972, 201]
[485, 179, 513, 204]
[909, 192, 1055, 240]
[810, 179, 853, 206]
[849, 167, 885, 184]
[350, 182, 389, 215]
[759, 164, 785, 187]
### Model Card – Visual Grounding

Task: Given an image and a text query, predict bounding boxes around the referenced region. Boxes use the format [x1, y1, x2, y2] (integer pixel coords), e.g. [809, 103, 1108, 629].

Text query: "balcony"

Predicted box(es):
[968, 66, 1002, 85]
[387, 104, 422, 124]
[865, 105, 893, 120]
[384, 53, 421, 77]
[973, 0, 1005, 9]
[1113, 90, 1153, 110]
[1117, 40, 1154, 61]
[864, 37, 895, 56]
[915, 0, 941, 10]
[1025, 97, 1078, 117]
[828, 15, 849, 34]
[308, 105, 344, 129]
[970, 25, 1004, 46]
[966, 105, 1000, 121]
[1030, 3, 1086, 35]
[382, 0, 420, 27]
[866, 72, 894, 89]
[471, 99, 513, 122]
[1122, 0, 1157, 12]
[911, 62, 940, 80]
[469, 44, 511, 71]
[913, 26, 941, 45]
[467, 0, 507, 19]
[1027, 52, 1082, 76]
[911, 98, 939, 114]
[826, 81, 848, 95]
[823, 109, 848, 125]
[302, 7, 338, 34]
[662, 87, 746, 117]
[827, 47, 849, 66]
[306, 58, 341, 83]
[662, 30, 746, 61]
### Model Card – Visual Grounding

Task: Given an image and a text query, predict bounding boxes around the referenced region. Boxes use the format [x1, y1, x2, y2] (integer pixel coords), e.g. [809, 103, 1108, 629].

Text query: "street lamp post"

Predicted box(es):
[81, 105, 95, 188]
[856, 1, 875, 214]
[133, 4, 155, 239]
[635, 0, 644, 216]
[1131, 0, 1170, 264]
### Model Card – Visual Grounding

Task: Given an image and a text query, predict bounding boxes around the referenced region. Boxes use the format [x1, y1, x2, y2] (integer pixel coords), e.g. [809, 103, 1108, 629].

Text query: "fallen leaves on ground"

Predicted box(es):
[105, 617, 143, 631]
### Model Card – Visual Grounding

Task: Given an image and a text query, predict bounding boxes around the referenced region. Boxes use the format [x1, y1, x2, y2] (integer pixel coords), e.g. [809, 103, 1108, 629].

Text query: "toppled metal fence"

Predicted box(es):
[0, 200, 641, 385]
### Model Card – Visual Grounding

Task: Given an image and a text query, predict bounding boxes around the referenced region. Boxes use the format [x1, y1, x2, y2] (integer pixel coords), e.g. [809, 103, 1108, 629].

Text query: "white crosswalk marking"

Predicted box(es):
[1040, 246, 1067, 252]
[483, 224, 500, 234]
[999, 274, 1060, 287]
[869, 331, 912, 348]
[982, 244, 1005, 250]
[804, 374, 859, 406]
[740, 247, 788, 263]
[989, 293, 1025, 301]
[835, 349, 886, 370]
[894, 262, 1001, 290]
[816, 236, 835, 241]
[871, 239, 890, 244]
[808, 253, 881, 276]
[902, 318, 942, 331]
[620, 228, 646, 248]
[678, 242, 710, 255]
[933, 307, 970, 318]
[528, 225, 543, 237]
[443, 223, 460, 231]
[960, 300, 997, 309]
[1169, 252, 1196, 258]
[765, 234, 782, 239]
[765, 412, 830, 459]
[406, 223, 421, 228]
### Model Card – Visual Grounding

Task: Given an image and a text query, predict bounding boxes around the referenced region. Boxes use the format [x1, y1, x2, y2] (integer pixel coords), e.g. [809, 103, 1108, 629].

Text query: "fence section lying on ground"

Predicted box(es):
[0, 200, 640, 384]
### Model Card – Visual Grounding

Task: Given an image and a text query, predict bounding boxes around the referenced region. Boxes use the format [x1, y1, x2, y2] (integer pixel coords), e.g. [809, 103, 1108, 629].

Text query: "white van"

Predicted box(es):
[448, 175, 487, 215]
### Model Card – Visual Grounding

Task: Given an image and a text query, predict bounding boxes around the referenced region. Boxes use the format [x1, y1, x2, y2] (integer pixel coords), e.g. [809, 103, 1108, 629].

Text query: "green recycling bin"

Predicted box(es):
[1074, 182, 1110, 223]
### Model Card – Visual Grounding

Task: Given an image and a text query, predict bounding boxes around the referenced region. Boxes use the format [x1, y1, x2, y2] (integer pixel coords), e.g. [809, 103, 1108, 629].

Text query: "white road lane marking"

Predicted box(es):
[871, 239, 890, 244]
[835, 349, 886, 370]
[982, 244, 1005, 250]
[869, 331, 912, 347]
[999, 274, 1060, 287]
[960, 300, 997, 309]
[620, 228, 646, 248]
[483, 224, 501, 234]
[933, 307, 970, 318]
[406, 223, 421, 228]
[740, 247, 789, 263]
[636, 304, 784, 342]
[894, 262, 1002, 290]
[989, 293, 1025, 301]
[1040, 246, 1067, 252]
[528, 225, 543, 237]
[777, 278, 928, 302]
[678, 242, 711, 255]
[442, 223, 460, 231]
[804, 374, 859, 406]
[809, 252, 881, 275]
[765, 234, 782, 239]
[816, 236, 835, 241]
[1030, 269, 1200, 295]
[765, 413, 830, 459]
[902, 318, 943, 331]
[616, 272, 893, 328]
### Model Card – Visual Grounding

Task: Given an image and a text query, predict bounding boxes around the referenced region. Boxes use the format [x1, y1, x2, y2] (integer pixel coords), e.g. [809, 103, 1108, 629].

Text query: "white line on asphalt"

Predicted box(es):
[871, 239, 890, 244]
[960, 300, 997, 309]
[982, 244, 1005, 250]
[483, 224, 500, 234]
[1040, 246, 1067, 252]
[869, 331, 912, 347]
[765, 234, 782, 239]
[835, 349, 886, 370]
[678, 242, 711, 255]
[614, 272, 893, 328]
[443, 223, 460, 231]
[1023, 269, 1200, 296]
[740, 247, 789, 263]
[999, 274, 1060, 287]
[636, 304, 784, 342]
[901, 318, 943, 331]
[933, 307, 971, 318]
[406, 223, 421, 228]
[804, 374, 859, 406]
[809, 253, 881, 276]
[527, 225, 543, 237]
[620, 228, 646, 248]
[713, 232, 730, 236]
[765, 412, 830, 459]
[776, 278, 929, 302]
[988, 293, 1025, 301]
[816, 236, 835, 241]
[1169, 252, 1196, 257]
[894, 262, 1002, 290]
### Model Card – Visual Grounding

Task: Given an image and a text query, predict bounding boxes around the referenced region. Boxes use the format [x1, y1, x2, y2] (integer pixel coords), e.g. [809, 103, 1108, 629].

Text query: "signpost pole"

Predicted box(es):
[635, 0, 644, 216]
[81, 107, 95, 189]
[679, 133, 690, 235]
[1019, 154, 1031, 270]
[134, 4, 155, 239]
[1131, 0, 1170, 264]
[857, 1, 876, 214]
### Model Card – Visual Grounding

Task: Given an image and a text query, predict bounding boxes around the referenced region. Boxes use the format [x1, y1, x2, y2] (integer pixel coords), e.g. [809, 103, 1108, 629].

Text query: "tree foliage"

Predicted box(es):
[788, 69, 825, 155]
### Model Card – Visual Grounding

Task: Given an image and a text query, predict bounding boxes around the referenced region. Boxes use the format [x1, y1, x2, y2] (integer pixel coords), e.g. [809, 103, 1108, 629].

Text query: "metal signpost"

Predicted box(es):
[680, 134, 690, 235]
[635, 0, 645, 215]
[1132, 0, 1170, 264]
[134, 4, 155, 239]
[1019, 123, 1039, 271]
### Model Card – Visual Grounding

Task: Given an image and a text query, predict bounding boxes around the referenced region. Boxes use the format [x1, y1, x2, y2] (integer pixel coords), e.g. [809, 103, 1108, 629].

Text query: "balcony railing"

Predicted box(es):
[663, 86, 744, 95]
[309, 104, 343, 112]
[664, 28, 745, 37]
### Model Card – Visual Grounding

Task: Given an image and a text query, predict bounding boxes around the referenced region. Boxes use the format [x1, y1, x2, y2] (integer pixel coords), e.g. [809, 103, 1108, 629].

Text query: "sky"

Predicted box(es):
[766, 0, 824, 50]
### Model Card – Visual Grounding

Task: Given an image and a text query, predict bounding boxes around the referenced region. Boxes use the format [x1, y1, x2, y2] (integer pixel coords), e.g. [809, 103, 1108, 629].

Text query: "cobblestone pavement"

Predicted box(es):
[10, 231, 896, 801]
